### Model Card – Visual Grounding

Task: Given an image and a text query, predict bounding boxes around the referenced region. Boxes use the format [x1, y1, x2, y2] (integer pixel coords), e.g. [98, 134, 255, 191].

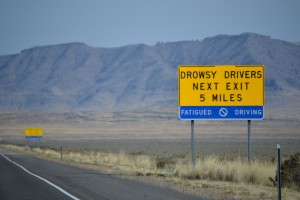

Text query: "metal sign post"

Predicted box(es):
[248, 120, 252, 165]
[191, 120, 195, 167]
[37, 137, 41, 144]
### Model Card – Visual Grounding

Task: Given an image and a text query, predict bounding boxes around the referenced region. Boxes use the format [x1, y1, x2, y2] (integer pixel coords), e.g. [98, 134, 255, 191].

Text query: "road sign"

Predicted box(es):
[178, 65, 264, 120]
[24, 128, 43, 139]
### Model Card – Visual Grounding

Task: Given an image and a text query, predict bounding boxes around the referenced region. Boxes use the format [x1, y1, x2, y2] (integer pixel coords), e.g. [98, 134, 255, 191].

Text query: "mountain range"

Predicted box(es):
[0, 33, 299, 116]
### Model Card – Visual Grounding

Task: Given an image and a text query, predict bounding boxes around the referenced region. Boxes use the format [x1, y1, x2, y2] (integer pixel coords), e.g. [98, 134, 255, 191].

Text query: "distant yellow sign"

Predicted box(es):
[178, 65, 264, 106]
[24, 128, 43, 137]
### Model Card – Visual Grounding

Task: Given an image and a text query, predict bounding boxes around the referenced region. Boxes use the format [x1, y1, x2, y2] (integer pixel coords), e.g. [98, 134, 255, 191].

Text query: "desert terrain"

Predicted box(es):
[1, 109, 299, 158]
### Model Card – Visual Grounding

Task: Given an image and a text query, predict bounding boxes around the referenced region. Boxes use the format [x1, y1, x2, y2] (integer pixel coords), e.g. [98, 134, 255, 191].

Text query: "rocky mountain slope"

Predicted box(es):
[0, 33, 299, 114]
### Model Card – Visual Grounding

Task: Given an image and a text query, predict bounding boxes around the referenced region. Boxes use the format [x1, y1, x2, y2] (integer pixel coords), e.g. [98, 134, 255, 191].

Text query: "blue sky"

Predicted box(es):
[1, 0, 300, 55]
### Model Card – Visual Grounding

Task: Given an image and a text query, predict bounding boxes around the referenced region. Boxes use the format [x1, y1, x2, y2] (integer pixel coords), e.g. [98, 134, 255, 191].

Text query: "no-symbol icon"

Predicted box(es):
[219, 108, 228, 117]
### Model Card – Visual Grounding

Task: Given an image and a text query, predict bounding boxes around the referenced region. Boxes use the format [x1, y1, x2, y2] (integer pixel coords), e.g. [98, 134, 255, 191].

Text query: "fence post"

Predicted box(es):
[277, 144, 281, 200]
[60, 146, 63, 161]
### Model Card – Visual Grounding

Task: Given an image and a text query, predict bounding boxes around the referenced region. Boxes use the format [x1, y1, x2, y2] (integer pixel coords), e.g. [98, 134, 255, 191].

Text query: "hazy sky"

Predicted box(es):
[1, 0, 300, 55]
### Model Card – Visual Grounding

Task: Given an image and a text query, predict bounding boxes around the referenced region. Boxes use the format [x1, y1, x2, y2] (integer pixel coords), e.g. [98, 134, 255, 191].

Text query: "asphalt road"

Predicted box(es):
[0, 149, 207, 200]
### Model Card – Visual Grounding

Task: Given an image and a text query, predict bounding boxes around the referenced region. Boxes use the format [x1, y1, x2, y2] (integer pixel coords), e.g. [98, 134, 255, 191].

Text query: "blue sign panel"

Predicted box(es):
[25, 136, 43, 139]
[179, 106, 264, 120]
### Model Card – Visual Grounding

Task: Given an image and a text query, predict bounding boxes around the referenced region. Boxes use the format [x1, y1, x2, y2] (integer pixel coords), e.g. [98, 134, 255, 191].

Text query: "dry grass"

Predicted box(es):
[63, 150, 156, 173]
[2, 144, 156, 173]
[175, 155, 275, 186]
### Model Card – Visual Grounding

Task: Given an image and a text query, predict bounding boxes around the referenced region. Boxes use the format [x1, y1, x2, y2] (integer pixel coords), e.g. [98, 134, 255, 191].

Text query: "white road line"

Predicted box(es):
[1, 154, 80, 200]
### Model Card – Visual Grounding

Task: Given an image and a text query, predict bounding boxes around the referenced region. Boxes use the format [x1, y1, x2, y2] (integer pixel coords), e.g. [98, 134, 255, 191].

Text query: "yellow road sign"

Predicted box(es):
[178, 65, 264, 106]
[24, 128, 43, 137]
[178, 65, 264, 120]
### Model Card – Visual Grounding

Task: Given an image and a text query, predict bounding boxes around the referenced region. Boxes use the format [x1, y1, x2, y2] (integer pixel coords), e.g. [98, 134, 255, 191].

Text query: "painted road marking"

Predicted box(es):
[1, 155, 80, 200]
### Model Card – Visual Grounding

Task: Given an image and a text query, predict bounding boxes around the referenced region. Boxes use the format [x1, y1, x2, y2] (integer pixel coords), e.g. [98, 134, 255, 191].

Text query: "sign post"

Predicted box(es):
[178, 65, 264, 166]
[248, 120, 252, 165]
[191, 120, 195, 167]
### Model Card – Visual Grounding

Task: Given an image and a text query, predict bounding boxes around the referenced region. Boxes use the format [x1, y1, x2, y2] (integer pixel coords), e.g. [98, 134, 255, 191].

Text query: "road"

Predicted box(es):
[0, 148, 207, 200]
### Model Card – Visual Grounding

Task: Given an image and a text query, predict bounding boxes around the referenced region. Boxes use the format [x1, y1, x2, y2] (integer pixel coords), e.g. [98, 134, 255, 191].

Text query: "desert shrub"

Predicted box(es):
[155, 156, 175, 169]
[281, 153, 300, 188]
[270, 153, 300, 189]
